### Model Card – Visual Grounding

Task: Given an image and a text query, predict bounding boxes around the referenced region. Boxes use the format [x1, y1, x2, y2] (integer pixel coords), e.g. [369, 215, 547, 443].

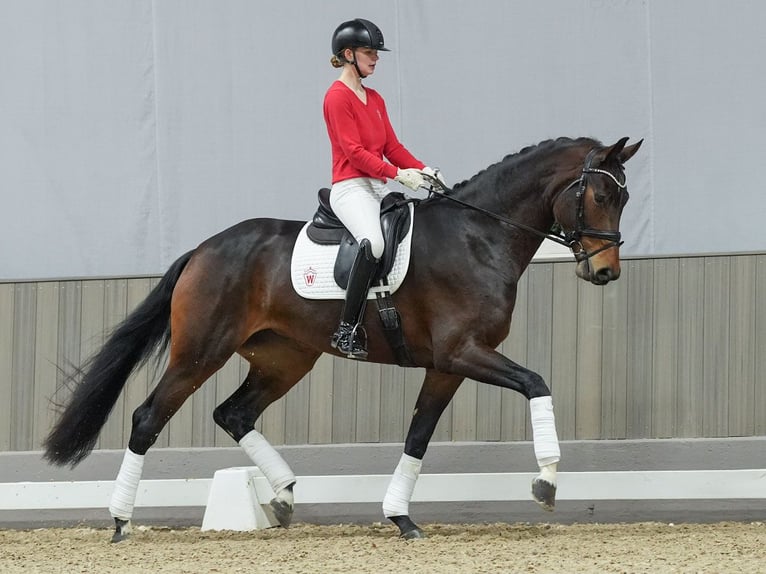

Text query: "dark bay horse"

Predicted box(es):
[43, 136, 642, 541]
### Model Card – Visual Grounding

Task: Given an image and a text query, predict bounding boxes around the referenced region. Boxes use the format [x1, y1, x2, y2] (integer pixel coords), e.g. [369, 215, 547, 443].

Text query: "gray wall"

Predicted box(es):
[2, 1, 766, 281]
[2, 254, 764, 454]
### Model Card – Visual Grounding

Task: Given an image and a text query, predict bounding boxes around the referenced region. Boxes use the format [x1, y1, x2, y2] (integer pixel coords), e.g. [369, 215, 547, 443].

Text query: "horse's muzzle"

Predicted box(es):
[576, 259, 621, 285]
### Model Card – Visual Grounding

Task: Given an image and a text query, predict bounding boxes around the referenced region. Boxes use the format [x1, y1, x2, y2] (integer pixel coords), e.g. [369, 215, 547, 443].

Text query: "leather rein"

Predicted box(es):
[422, 149, 626, 263]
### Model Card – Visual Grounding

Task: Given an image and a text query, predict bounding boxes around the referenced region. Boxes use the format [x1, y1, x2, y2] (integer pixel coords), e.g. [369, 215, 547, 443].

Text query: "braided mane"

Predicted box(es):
[451, 137, 600, 192]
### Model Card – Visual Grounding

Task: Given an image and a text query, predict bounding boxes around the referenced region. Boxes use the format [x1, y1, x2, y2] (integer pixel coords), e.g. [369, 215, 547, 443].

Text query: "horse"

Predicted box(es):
[43, 135, 642, 542]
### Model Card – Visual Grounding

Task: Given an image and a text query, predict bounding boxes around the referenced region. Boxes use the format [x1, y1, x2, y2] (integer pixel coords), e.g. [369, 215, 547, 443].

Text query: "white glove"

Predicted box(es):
[422, 166, 447, 192]
[395, 168, 427, 192]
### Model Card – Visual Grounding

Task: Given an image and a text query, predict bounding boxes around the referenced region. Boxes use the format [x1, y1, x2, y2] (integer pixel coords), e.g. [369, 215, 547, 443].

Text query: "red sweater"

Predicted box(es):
[323, 81, 424, 184]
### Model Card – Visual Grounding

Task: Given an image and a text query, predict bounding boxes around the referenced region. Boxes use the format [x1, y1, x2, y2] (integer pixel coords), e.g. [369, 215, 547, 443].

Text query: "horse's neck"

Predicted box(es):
[458, 167, 556, 237]
[452, 156, 573, 274]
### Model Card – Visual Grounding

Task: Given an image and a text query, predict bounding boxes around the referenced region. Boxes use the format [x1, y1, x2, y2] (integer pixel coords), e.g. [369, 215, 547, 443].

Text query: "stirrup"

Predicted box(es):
[331, 322, 368, 359]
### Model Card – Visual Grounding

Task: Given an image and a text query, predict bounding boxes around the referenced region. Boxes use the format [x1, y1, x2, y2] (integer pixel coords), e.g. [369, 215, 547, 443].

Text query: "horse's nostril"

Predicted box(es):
[595, 268, 620, 283]
[594, 268, 615, 284]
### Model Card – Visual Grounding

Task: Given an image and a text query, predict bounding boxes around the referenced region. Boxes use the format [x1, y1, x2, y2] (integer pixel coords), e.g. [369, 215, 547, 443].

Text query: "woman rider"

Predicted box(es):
[324, 18, 442, 359]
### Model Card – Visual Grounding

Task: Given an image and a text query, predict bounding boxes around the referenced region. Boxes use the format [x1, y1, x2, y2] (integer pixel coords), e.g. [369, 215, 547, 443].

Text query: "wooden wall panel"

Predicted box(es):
[651, 259, 679, 438]
[727, 256, 756, 437]
[675, 258, 705, 437]
[549, 264, 578, 440]
[625, 260, 654, 438]
[702, 257, 730, 437]
[330, 357, 357, 444]
[0, 284, 15, 450]
[600, 264, 629, 439]
[355, 361, 382, 443]
[756, 255, 766, 436]
[11, 284, 36, 450]
[0, 253, 764, 454]
[307, 353, 333, 444]
[284, 374, 311, 445]
[378, 364, 406, 442]
[575, 280, 603, 439]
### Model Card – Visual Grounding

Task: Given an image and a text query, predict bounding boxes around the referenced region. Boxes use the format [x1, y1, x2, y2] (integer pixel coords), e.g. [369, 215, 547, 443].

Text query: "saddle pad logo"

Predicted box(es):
[303, 267, 317, 287]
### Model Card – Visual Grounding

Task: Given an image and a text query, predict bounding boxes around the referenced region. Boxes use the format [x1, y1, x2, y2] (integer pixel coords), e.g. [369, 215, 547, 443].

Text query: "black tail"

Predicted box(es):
[43, 250, 195, 467]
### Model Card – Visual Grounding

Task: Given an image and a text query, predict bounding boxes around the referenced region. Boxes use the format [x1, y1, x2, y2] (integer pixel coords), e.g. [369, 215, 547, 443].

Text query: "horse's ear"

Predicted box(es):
[617, 138, 643, 164]
[602, 137, 642, 165]
[602, 137, 629, 163]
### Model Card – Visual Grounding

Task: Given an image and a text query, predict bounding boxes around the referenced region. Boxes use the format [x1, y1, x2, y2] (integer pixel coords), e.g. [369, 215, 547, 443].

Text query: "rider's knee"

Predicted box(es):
[366, 235, 384, 259]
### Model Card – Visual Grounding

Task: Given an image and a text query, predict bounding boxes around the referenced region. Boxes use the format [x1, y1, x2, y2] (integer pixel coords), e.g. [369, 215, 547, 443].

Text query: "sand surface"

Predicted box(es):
[1, 521, 764, 573]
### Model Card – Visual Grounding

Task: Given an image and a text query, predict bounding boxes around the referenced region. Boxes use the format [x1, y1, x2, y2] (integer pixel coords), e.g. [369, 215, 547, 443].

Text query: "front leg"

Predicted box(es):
[384, 370, 463, 539]
[529, 395, 560, 510]
[435, 341, 561, 510]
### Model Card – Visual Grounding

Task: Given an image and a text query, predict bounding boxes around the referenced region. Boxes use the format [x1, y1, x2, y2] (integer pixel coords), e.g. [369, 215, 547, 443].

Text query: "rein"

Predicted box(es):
[421, 149, 626, 262]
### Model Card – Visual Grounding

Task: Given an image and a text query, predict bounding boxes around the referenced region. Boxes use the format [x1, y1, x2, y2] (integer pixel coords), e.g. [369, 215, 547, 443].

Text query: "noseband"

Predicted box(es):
[423, 148, 627, 263]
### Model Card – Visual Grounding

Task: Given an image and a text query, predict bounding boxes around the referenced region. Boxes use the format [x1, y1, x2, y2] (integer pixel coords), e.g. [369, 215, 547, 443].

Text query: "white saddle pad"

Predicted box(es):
[290, 204, 415, 300]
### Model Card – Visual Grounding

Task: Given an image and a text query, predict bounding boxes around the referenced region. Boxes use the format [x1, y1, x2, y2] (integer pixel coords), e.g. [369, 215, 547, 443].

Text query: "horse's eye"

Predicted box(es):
[594, 192, 609, 206]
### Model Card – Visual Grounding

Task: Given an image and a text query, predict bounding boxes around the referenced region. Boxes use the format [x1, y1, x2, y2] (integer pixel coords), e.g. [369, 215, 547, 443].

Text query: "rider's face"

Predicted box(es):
[350, 47, 379, 76]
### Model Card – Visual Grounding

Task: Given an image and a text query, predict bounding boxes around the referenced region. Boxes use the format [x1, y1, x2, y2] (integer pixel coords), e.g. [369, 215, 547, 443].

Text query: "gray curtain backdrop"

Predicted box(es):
[1, 0, 764, 280]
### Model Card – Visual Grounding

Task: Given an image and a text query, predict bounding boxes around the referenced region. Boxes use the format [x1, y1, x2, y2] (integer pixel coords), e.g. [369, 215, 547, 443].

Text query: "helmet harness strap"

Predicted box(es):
[344, 48, 366, 79]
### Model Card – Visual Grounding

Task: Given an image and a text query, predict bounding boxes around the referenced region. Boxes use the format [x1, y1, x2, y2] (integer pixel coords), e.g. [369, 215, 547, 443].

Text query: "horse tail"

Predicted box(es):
[43, 250, 195, 467]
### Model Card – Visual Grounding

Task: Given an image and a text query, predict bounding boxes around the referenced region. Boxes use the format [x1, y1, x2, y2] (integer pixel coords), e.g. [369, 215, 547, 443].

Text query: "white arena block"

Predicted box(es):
[201, 467, 281, 531]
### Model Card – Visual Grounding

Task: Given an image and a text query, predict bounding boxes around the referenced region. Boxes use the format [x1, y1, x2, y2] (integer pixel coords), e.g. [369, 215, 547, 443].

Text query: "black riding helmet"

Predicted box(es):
[331, 18, 390, 57]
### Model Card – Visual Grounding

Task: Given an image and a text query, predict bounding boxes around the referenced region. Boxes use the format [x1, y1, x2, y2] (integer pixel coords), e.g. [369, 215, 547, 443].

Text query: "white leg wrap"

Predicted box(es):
[382, 453, 422, 518]
[239, 429, 296, 494]
[109, 448, 145, 520]
[530, 396, 561, 468]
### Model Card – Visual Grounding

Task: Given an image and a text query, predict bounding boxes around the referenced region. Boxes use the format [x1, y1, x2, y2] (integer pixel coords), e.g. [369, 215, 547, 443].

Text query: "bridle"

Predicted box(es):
[422, 148, 627, 263]
[557, 148, 626, 261]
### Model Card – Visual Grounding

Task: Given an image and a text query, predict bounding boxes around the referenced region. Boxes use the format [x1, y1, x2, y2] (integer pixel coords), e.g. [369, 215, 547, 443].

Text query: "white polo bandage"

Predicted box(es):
[109, 448, 145, 520]
[529, 396, 561, 468]
[239, 429, 296, 494]
[382, 453, 422, 517]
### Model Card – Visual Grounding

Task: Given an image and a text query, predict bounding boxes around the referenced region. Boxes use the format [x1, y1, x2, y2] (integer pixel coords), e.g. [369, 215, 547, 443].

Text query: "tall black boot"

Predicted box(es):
[331, 239, 379, 359]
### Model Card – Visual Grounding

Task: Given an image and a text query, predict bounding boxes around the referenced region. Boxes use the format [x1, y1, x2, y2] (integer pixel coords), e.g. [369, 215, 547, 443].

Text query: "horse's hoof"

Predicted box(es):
[532, 477, 556, 511]
[401, 527, 425, 540]
[110, 518, 132, 543]
[270, 498, 293, 528]
[389, 515, 426, 540]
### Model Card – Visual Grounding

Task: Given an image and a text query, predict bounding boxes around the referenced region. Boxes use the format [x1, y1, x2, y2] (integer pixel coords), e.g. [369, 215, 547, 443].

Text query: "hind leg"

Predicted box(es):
[384, 369, 463, 539]
[109, 352, 232, 542]
[213, 331, 321, 527]
[110, 275, 254, 542]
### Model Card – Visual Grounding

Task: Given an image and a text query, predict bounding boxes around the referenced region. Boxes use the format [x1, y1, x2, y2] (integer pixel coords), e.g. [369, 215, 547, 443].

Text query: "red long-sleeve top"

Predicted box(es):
[324, 80, 424, 184]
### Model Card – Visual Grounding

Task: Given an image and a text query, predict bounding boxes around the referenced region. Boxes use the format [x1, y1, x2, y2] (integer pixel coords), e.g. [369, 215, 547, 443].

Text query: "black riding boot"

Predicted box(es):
[331, 239, 379, 360]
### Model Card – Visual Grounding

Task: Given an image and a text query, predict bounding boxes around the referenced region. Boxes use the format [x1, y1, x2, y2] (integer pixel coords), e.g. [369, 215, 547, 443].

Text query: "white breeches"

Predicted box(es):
[329, 177, 392, 259]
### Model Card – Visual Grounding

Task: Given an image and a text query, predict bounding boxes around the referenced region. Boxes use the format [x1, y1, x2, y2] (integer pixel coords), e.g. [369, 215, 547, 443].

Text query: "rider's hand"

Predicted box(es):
[422, 166, 446, 192]
[395, 168, 426, 192]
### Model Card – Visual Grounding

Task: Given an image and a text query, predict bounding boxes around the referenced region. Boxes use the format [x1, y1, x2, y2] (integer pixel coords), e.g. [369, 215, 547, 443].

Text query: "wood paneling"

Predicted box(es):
[1, 254, 764, 454]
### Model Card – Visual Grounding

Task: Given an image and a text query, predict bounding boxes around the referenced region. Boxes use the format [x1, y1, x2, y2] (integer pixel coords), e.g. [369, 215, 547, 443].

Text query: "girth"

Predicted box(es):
[306, 188, 414, 288]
